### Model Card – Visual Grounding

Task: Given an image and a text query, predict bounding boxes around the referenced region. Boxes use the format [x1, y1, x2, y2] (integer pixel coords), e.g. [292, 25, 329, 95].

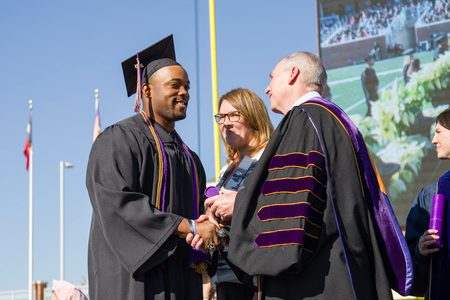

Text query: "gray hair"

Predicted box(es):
[279, 51, 327, 91]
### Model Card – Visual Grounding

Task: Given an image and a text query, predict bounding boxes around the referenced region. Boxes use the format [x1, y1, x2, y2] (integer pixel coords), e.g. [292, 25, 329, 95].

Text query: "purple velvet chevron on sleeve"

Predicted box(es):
[258, 202, 308, 221]
[261, 176, 326, 200]
[255, 229, 305, 248]
[269, 151, 325, 171]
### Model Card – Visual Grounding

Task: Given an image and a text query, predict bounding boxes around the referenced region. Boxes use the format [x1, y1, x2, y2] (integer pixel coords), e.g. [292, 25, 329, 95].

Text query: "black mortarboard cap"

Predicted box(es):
[121, 34, 180, 97]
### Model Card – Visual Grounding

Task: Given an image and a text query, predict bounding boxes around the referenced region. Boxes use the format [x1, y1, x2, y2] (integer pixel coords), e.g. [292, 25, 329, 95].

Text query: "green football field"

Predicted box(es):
[327, 51, 435, 116]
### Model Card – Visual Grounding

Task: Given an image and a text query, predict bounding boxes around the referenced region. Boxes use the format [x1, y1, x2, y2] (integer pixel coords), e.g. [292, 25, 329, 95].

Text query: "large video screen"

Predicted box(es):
[317, 0, 449, 224]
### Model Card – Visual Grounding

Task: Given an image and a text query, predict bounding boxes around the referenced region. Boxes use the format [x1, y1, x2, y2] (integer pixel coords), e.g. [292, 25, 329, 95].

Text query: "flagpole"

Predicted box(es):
[59, 161, 64, 280]
[28, 99, 33, 300]
[194, 0, 201, 157]
[93, 89, 101, 142]
[95, 89, 99, 117]
[60, 161, 73, 280]
[208, 0, 221, 180]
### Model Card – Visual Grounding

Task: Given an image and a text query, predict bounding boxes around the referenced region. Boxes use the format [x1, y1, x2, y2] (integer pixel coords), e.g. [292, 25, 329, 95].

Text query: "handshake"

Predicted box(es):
[185, 187, 237, 253]
[185, 215, 226, 254]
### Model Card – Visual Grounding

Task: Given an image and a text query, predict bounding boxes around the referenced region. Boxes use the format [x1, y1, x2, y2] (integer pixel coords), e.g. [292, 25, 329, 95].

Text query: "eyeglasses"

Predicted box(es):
[214, 111, 241, 124]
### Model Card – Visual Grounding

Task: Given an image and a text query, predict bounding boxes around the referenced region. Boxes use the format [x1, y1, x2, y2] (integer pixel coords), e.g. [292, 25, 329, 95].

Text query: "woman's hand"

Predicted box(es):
[418, 229, 440, 256]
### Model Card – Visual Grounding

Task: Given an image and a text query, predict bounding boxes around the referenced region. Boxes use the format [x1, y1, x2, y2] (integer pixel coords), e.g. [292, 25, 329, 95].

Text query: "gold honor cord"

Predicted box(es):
[140, 111, 164, 210]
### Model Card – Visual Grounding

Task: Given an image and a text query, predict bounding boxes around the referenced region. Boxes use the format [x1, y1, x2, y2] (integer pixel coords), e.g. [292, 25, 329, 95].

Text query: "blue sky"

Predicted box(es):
[0, 0, 317, 291]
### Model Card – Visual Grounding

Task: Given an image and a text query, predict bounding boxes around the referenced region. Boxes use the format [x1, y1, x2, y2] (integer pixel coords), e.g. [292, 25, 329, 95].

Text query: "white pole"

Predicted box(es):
[60, 161, 73, 281]
[28, 99, 33, 300]
[95, 89, 99, 112]
[59, 161, 64, 280]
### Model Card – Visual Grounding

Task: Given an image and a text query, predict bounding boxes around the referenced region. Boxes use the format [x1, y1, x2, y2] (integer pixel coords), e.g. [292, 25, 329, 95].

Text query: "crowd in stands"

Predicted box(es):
[320, 0, 439, 46]
[323, 3, 403, 45]
[421, 0, 449, 24]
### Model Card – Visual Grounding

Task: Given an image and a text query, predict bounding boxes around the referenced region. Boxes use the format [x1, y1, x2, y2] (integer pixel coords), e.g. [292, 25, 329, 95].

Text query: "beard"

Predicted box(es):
[173, 112, 187, 121]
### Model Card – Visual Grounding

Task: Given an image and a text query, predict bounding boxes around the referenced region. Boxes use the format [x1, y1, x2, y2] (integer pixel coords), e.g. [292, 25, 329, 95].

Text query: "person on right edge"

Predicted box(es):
[405, 108, 450, 299]
[219, 51, 413, 299]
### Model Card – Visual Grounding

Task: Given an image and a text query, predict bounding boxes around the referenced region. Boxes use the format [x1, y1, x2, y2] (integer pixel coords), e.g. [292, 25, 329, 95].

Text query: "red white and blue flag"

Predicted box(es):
[23, 102, 32, 171]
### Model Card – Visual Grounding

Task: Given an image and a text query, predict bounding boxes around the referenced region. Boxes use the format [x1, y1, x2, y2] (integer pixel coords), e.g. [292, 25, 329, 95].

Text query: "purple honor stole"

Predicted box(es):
[140, 112, 208, 264]
[173, 132, 211, 264]
[430, 170, 450, 300]
[303, 98, 413, 296]
[171, 131, 210, 264]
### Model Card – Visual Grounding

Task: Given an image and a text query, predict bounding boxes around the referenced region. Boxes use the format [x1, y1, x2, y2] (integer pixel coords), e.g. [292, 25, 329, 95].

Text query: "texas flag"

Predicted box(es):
[24, 101, 32, 171]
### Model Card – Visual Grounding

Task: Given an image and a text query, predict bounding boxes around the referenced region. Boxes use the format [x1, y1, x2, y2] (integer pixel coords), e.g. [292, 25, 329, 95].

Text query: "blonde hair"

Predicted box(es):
[219, 88, 274, 163]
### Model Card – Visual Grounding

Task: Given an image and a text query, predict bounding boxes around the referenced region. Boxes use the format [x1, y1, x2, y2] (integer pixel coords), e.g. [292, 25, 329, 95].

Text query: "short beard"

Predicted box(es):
[173, 112, 187, 122]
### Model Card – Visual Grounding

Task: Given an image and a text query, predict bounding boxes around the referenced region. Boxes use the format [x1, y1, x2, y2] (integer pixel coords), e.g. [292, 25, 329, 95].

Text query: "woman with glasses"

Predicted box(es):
[205, 88, 273, 300]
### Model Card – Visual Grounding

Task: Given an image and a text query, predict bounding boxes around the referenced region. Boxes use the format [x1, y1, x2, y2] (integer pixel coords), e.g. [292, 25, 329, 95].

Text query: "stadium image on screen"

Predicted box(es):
[317, 0, 449, 223]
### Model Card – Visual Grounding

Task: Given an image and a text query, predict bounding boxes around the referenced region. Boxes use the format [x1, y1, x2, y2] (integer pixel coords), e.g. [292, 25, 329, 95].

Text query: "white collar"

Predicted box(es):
[291, 91, 322, 109]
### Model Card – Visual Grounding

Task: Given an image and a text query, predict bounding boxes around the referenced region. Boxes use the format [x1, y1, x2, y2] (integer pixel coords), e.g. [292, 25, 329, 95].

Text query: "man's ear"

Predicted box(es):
[142, 83, 151, 99]
[288, 66, 300, 85]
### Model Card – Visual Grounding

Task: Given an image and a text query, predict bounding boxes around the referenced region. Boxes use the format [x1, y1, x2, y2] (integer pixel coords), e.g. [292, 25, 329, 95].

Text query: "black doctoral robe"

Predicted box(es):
[86, 114, 206, 300]
[228, 98, 412, 300]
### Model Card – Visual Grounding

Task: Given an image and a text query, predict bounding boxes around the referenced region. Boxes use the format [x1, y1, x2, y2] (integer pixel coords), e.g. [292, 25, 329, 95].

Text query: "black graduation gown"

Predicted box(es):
[86, 114, 206, 300]
[228, 101, 396, 300]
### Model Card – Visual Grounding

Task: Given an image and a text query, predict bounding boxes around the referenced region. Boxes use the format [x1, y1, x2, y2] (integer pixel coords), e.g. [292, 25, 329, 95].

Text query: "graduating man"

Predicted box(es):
[86, 35, 219, 300]
[209, 52, 413, 299]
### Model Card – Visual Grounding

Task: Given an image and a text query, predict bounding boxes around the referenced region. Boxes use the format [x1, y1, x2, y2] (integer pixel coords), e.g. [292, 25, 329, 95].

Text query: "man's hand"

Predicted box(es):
[204, 188, 237, 224]
[196, 220, 220, 251]
[418, 229, 440, 256]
